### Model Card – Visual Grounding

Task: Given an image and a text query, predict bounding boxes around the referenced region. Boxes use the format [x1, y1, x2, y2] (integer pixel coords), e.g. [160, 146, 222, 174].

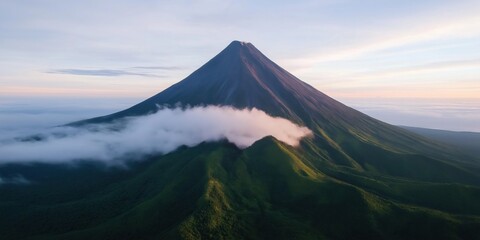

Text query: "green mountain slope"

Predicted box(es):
[1, 41, 480, 239]
[401, 126, 480, 157]
[73, 41, 479, 168]
[1, 138, 479, 240]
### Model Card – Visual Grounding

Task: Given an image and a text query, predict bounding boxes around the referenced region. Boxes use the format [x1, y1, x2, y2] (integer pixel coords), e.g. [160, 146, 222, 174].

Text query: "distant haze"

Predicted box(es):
[1, 1, 479, 100]
[0, 106, 312, 165]
[1, 97, 477, 137]
[341, 98, 480, 132]
[1, 1, 479, 139]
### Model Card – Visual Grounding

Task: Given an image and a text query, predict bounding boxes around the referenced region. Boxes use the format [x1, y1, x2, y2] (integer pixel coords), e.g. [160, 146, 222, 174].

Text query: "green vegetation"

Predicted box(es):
[2, 41, 480, 239]
[401, 126, 480, 158]
[1, 137, 479, 240]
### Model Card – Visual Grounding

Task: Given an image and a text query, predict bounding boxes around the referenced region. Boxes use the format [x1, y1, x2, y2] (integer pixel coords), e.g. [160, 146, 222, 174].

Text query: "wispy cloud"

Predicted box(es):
[1, 1, 480, 100]
[0, 174, 30, 185]
[0, 106, 312, 165]
[47, 69, 163, 78]
[356, 59, 480, 79]
[317, 59, 480, 84]
[132, 66, 184, 70]
[288, 14, 480, 67]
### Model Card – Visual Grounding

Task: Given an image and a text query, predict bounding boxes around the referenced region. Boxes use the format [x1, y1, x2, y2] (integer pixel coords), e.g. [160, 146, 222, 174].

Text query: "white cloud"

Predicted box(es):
[0, 175, 30, 185]
[0, 106, 312, 165]
[287, 14, 480, 67]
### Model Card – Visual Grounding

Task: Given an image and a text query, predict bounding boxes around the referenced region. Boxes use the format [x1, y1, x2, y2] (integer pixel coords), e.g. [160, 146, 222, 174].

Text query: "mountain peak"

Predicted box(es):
[220, 40, 258, 58]
[73, 40, 466, 170]
[230, 40, 250, 46]
[77, 40, 327, 124]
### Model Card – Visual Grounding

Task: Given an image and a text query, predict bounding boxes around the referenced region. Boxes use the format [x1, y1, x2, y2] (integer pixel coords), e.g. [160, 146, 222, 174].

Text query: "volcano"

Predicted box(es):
[1, 41, 480, 240]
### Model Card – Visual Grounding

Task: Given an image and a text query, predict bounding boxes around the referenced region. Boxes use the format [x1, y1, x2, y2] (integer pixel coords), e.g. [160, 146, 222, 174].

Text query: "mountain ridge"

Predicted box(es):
[1, 41, 480, 240]
[74, 40, 479, 167]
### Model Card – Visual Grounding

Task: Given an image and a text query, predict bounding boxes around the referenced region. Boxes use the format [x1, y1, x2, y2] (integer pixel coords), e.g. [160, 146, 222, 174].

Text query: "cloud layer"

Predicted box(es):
[0, 175, 30, 185]
[0, 106, 312, 165]
[48, 69, 162, 78]
[2, 1, 480, 99]
[342, 98, 480, 132]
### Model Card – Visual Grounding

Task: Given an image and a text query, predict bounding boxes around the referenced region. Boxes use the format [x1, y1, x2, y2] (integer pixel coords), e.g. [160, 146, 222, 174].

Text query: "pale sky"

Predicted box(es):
[1, 0, 479, 99]
[0, 1, 479, 132]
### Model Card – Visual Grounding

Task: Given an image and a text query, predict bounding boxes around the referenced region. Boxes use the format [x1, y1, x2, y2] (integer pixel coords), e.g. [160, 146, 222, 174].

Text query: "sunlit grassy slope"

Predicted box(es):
[1, 137, 479, 240]
[2, 41, 480, 239]
[401, 126, 480, 158]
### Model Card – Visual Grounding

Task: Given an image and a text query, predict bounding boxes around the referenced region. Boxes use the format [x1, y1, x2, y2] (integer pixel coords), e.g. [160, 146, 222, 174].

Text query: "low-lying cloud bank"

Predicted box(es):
[0, 175, 30, 185]
[0, 106, 312, 165]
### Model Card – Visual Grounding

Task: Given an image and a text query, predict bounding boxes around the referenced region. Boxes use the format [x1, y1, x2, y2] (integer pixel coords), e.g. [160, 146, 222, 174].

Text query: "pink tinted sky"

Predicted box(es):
[0, 1, 479, 131]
